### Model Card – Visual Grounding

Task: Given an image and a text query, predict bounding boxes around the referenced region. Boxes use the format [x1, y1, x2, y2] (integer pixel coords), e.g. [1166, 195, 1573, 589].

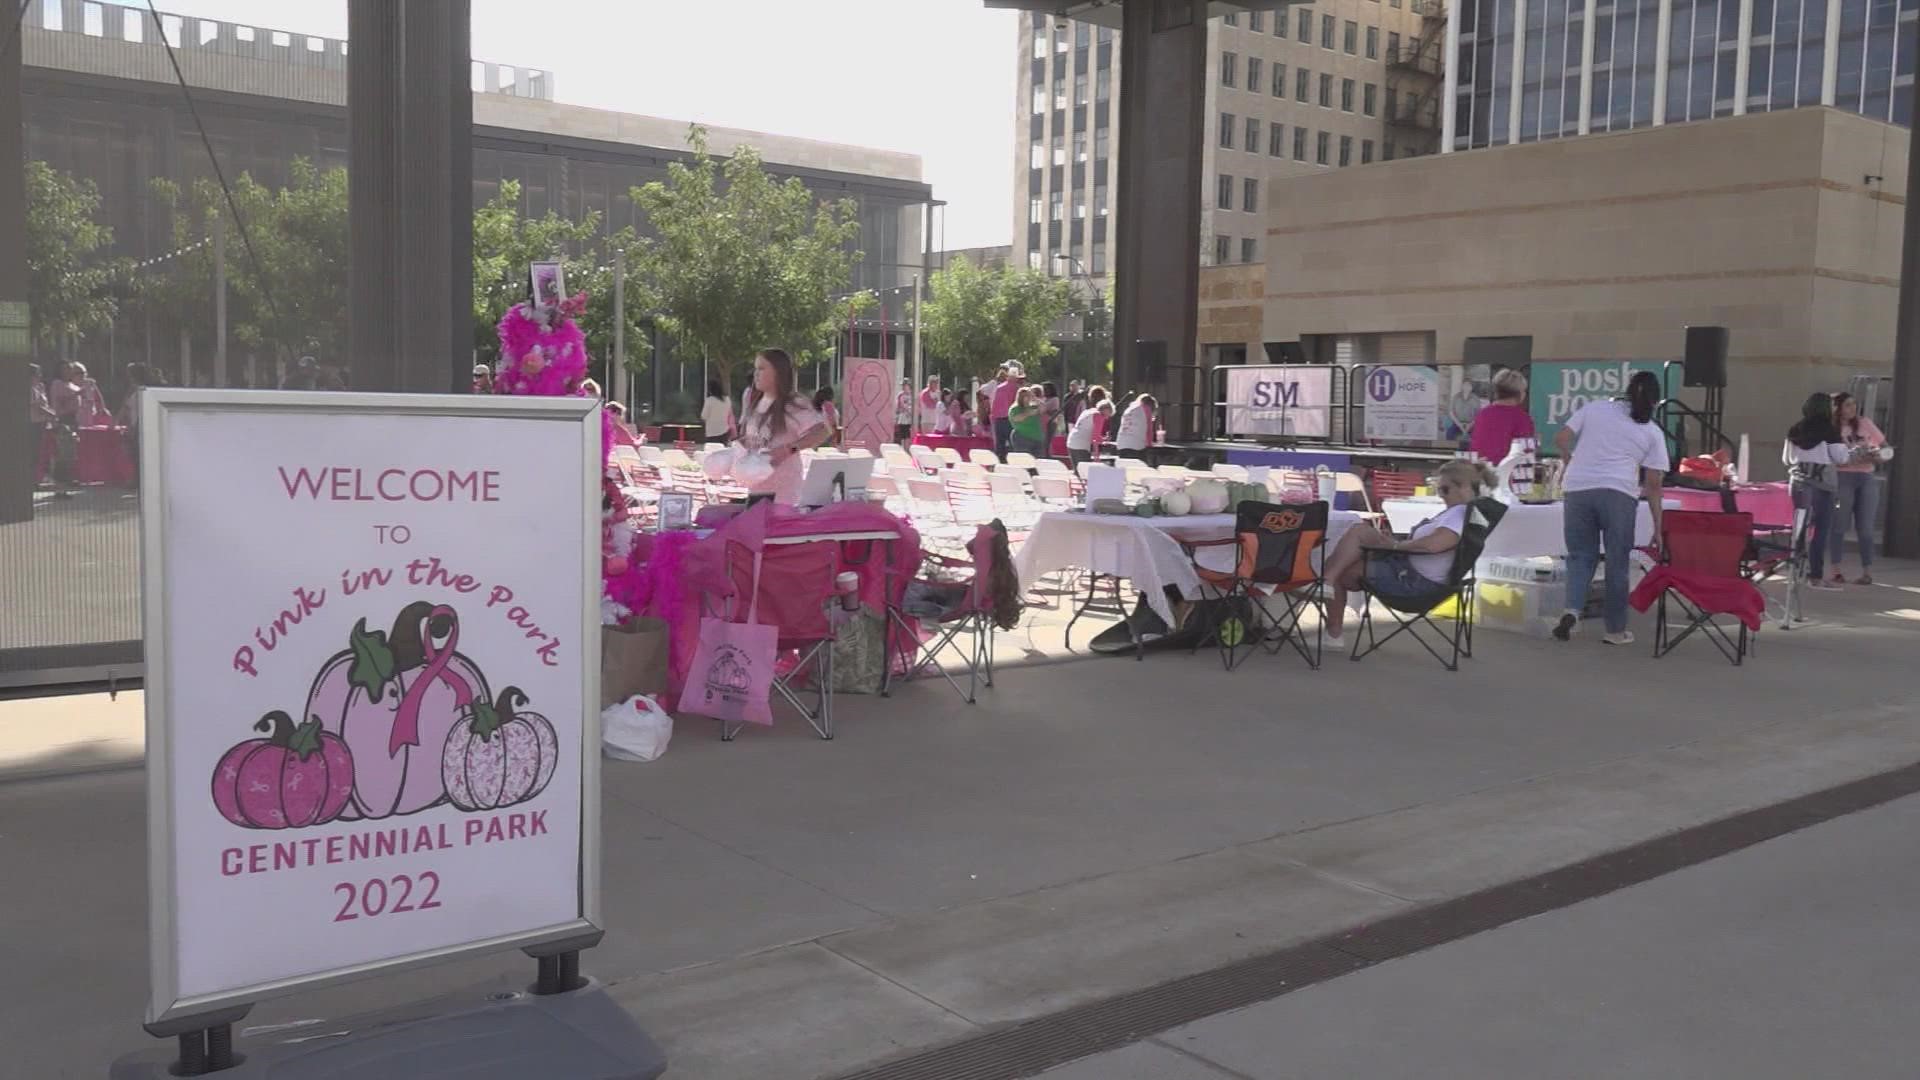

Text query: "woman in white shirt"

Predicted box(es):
[1782, 392, 1856, 590]
[701, 380, 734, 441]
[1322, 459, 1496, 647]
[1551, 371, 1668, 645]
[735, 350, 830, 504]
[1065, 400, 1111, 467]
[1114, 394, 1155, 458]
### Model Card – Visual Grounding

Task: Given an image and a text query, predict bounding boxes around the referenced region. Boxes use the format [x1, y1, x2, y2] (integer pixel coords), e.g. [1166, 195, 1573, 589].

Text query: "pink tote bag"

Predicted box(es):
[678, 552, 778, 727]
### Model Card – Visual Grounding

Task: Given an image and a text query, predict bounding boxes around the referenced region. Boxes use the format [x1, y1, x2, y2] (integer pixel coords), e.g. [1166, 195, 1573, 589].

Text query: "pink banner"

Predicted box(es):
[840, 358, 893, 451]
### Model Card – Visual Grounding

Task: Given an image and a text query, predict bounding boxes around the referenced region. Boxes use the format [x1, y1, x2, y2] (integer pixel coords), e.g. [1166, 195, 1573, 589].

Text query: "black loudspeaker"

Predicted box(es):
[1683, 325, 1728, 388]
[1463, 335, 1533, 370]
[1137, 339, 1168, 382]
[1264, 341, 1306, 364]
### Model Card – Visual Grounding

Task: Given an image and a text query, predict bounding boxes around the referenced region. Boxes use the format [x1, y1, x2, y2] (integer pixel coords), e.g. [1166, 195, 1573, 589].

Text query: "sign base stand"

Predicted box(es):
[109, 977, 666, 1080]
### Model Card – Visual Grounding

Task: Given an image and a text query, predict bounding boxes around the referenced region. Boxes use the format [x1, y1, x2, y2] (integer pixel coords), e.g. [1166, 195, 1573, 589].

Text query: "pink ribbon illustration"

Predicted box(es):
[389, 604, 473, 757]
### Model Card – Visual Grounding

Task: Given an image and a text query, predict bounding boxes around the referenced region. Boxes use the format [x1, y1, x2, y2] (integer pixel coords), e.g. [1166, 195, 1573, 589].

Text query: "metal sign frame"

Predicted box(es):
[139, 389, 603, 1027]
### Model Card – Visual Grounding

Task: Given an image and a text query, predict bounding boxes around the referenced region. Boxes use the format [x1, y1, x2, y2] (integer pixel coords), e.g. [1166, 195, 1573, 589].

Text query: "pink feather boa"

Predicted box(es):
[494, 297, 590, 397]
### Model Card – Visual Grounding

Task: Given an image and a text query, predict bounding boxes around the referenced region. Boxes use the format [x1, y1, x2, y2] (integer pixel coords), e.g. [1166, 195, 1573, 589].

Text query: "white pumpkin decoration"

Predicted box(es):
[1161, 489, 1192, 516]
[1186, 479, 1230, 515]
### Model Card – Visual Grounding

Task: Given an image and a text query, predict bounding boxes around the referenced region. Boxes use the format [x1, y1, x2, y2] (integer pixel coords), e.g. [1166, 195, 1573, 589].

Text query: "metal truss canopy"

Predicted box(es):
[984, 0, 1293, 29]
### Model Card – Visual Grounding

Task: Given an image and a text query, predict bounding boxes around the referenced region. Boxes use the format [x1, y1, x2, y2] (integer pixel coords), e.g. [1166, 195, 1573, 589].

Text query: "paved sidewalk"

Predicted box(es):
[2, 562, 1917, 1079]
[1043, 792, 1920, 1079]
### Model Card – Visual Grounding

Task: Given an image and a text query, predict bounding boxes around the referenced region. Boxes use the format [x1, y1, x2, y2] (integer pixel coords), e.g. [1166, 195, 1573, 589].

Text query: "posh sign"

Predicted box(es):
[140, 390, 601, 1026]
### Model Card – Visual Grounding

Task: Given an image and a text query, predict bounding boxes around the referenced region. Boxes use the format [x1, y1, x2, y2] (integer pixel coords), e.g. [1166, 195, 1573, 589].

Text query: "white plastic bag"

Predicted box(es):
[602, 694, 673, 762]
[731, 450, 774, 485]
[702, 448, 736, 480]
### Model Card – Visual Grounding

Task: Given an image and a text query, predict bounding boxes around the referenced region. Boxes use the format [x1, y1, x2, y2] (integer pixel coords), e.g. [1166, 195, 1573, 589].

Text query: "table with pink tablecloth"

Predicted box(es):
[34, 426, 135, 487]
[1664, 483, 1793, 527]
[616, 502, 924, 701]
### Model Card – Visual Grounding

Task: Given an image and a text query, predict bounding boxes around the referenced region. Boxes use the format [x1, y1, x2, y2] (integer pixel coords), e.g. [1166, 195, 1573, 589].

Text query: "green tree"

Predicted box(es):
[24, 160, 125, 348]
[145, 160, 350, 366]
[922, 256, 1072, 379]
[471, 180, 648, 384]
[627, 126, 866, 393]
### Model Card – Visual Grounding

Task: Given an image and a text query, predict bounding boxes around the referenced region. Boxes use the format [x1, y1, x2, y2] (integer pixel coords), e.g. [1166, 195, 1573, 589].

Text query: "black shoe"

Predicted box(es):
[1551, 612, 1578, 641]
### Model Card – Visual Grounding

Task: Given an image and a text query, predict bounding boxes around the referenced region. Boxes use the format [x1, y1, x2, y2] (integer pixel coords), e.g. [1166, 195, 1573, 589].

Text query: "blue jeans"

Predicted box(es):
[992, 417, 1012, 459]
[1793, 481, 1836, 579]
[1563, 488, 1638, 634]
[1829, 471, 1878, 571]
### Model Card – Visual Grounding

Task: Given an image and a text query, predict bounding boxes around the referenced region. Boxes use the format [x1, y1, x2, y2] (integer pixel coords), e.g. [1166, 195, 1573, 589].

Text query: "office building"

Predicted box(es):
[1217, 105, 1903, 466]
[1012, 3, 1439, 286]
[19, 2, 933, 345]
[1446, 0, 1915, 151]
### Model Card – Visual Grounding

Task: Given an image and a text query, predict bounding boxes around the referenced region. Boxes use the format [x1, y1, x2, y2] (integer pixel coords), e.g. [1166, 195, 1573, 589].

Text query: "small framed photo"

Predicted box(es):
[657, 491, 694, 531]
[530, 261, 565, 308]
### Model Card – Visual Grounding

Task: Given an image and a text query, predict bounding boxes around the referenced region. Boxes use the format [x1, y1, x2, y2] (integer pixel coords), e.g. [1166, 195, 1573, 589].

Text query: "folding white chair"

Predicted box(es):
[933, 447, 964, 468]
[906, 476, 951, 520]
[660, 448, 694, 470]
[844, 446, 873, 458]
[1005, 451, 1038, 471]
[1034, 458, 1071, 477]
[880, 442, 904, 456]
[989, 472, 1032, 523]
[944, 470, 996, 525]
[1031, 473, 1074, 505]
[968, 448, 1001, 469]
[635, 444, 666, 465]
[1335, 470, 1371, 512]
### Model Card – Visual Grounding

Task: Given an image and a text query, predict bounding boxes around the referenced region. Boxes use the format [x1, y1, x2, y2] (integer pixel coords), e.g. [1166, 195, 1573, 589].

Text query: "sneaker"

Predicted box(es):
[1551, 612, 1579, 641]
[1602, 630, 1635, 646]
[1323, 629, 1346, 651]
[1830, 571, 1847, 584]
[1808, 578, 1843, 591]
[1855, 574, 1874, 586]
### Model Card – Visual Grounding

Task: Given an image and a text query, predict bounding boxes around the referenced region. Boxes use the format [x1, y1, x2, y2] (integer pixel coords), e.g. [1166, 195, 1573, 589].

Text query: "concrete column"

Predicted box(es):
[0, 18, 30, 523]
[1820, 0, 1841, 105]
[1652, 0, 1674, 123]
[1578, 0, 1599, 133]
[1442, 0, 1462, 149]
[348, 0, 473, 393]
[1113, 0, 1208, 439]
[1885, 75, 1920, 557]
[1508, 0, 1528, 142]
[1732, 0, 1753, 115]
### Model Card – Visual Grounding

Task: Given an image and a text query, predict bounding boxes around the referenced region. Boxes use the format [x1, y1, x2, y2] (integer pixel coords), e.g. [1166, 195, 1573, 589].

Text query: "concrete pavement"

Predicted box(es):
[3, 561, 1918, 1078]
[1044, 791, 1920, 1079]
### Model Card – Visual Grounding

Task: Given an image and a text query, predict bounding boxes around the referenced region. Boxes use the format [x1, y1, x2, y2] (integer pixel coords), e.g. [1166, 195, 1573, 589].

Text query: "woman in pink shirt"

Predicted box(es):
[1828, 391, 1887, 585]
[1467, 369, 1536, 461]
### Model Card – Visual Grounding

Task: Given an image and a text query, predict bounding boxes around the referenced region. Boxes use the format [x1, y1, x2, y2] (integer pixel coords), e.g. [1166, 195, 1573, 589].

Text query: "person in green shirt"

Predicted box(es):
[1008, 387, 1046, 458]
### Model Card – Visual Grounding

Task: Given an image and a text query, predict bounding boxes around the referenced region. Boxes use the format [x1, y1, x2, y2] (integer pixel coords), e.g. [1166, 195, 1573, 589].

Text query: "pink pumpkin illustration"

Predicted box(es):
[211, 710, 355, 830]
[306, 602, 489, 820]
[442, 686, 560, 812]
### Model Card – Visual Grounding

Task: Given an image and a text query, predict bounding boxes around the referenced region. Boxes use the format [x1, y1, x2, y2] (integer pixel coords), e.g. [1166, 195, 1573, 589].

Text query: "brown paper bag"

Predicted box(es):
[601, 617, 670, 709]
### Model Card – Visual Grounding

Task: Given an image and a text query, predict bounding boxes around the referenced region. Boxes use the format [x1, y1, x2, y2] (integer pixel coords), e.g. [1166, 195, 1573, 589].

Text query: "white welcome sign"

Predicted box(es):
[140, 390, 601, 1025]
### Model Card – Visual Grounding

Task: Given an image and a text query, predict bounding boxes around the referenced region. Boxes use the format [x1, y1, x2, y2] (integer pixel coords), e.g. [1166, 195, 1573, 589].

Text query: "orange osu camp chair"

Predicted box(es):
[1181, 500, 1329, 671]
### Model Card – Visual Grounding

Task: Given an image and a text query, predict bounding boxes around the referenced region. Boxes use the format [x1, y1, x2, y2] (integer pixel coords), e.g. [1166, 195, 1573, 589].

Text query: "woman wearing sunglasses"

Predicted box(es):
[1322, 459, 1499, 649]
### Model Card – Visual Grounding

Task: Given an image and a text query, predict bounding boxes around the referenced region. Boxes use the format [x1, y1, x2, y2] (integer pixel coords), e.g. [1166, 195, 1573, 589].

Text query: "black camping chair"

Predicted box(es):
[1349, 496, 1507, 672]
[1180, 500, 1329, 671]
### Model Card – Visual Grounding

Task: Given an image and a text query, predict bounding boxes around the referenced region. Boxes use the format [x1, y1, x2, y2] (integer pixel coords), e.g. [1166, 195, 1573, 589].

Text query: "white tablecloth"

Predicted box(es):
[1013, 509, 1363, 628]
[1380, 497, 1656, 558]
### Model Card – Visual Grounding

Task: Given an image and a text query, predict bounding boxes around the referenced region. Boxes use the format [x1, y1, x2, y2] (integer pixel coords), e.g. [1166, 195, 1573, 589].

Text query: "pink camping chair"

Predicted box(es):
[882, 522, 1016, 705]
[719, 538, 840, 740]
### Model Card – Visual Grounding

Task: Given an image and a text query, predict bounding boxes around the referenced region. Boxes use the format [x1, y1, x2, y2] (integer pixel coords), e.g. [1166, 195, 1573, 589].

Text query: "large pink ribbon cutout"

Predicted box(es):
[389, 604, 474, 757]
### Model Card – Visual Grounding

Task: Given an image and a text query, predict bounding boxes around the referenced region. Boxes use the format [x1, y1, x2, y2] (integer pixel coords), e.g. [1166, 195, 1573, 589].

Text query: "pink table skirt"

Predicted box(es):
[35, 426, 135, 487]
[614, 502, 924, 702]
[1665, 482, 1793, 527]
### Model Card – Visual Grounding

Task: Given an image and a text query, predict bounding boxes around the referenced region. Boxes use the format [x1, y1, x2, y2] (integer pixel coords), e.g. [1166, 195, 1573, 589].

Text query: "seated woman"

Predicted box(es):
[1321, 459, 1498, 648]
